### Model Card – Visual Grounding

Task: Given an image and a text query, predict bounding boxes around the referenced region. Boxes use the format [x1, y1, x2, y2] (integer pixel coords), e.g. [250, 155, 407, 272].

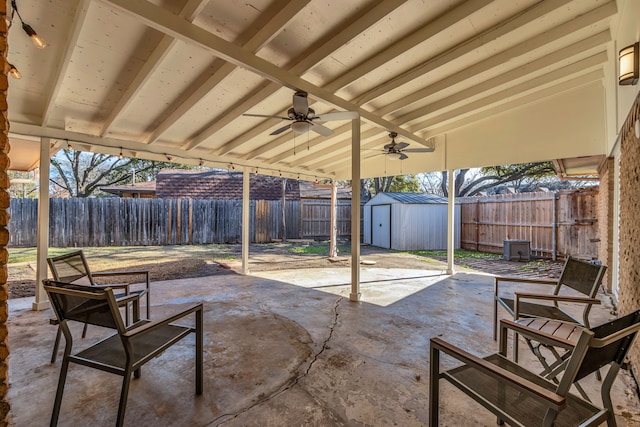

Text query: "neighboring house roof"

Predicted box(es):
[155, 170, 300, 200]
[298, 181, 352, 199]
[369, 192, 449, 204]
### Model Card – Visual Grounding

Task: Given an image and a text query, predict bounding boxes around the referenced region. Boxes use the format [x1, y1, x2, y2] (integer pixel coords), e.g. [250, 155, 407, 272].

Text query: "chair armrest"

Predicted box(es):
[93, 270, 149, 278]
[514, 292, 600, 305]
[499, 319, 578, 349]
[494, 276, 557, 298]
[93, 271, 149, 286]
[430, 337, 565, 408]
[123, 303, 203, 337]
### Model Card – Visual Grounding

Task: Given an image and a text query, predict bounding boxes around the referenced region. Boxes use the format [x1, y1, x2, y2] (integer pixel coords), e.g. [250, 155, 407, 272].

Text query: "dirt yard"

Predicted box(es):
[7, 242, 564, 299]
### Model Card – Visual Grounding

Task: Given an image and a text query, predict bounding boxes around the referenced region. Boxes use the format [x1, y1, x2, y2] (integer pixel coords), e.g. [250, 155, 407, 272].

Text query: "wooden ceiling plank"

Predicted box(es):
[323, 0, 493, 93]
[398, 38, 610, 123]
[103, 0, 432, 148]
[41, 0, 92, 127]
[100, 0, 207, 137]
[354, 0, 610, 106]
[411, 69, 604, 132]
[147, 0, 309, 146]
[377, 4, 616, 117]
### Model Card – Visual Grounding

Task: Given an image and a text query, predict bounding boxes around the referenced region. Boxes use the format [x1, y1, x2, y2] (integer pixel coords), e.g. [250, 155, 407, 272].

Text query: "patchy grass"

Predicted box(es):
[288, 242, 351, 256]
[407, 249, 500, 259]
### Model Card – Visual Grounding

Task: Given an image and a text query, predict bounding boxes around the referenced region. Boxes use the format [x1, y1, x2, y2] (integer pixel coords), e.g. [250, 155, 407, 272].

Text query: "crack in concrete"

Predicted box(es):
[209, 296, 344, 426]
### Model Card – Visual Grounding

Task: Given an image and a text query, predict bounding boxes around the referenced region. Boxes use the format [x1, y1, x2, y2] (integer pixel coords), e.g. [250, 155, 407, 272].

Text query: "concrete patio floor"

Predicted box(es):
[6, 266, 640, 426]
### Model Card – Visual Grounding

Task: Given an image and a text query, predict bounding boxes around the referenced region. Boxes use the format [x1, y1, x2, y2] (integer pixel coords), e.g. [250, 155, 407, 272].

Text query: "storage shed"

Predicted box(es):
[363, 192, 461, 251]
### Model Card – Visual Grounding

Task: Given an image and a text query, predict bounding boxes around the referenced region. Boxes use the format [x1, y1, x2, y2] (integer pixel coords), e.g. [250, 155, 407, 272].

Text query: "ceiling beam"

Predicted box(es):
[198, 0, 408, 154]
[398, 42, 610, 123]
[10, 123, 336, 179]
[323, 0, 493, 93]
[99, 0, 207, 137]
[102, 0, 432, 148]
[41, 0, 91, 127]
[149, 0, 310, 147]
[377, 3, 616, 117]
[416, 71, 604, 138]
[353, 0, 613, 106]
[406, 54, 606, 129]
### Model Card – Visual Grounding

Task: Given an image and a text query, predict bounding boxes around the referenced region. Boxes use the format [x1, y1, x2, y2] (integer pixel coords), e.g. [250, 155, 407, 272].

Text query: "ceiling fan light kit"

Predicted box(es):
[291, 121, 310, 134]
[386, 152, 402, 160]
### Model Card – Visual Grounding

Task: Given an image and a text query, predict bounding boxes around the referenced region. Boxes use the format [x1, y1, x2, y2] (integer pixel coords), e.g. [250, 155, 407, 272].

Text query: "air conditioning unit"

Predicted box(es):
[503, 240, 531, 261]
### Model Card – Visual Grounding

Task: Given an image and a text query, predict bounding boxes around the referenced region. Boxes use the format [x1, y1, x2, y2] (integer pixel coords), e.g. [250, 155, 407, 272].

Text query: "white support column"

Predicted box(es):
[33, 138, 51, 311]
[446, 169, 456, 275]
[241, 167, 250, 275]
[329, 181, 337, 258]
[350, 118, 361, 302]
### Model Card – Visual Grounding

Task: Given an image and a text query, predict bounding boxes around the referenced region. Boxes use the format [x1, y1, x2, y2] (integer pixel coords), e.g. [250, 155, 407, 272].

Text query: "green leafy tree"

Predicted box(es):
[50, 149, 196, 197]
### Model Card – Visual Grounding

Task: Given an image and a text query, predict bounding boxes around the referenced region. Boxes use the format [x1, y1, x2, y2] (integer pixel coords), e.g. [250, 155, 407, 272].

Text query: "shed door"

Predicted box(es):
[371, 204, 391, 249]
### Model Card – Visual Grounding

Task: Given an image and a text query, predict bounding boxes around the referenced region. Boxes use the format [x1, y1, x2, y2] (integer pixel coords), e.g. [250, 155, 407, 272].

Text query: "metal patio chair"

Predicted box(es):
[47, 250, 151, 362]
[493, 256, 606, 360]
[430, 309, 640, 426]
[44, 280, 203, 427]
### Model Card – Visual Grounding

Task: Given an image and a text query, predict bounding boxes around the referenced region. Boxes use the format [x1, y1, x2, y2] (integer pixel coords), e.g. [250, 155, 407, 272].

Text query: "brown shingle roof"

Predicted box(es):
[155, 170, 300, 200]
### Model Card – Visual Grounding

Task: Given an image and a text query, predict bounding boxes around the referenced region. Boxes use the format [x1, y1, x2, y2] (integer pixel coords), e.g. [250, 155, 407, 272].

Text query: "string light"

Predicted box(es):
[11, 0, 46, 48]
[198, 159, 204, 167]
[8, 63, 21, 79]
[119, 148, 123, 160]
[66, 139, 72, 150]
[166, 154, 173, 162]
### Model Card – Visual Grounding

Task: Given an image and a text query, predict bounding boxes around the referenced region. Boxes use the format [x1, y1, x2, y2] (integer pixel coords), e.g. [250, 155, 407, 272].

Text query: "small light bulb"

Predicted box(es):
[22, 23, 45, 48]
[119, 150, 123, 160]
[8, 63, 21, 79]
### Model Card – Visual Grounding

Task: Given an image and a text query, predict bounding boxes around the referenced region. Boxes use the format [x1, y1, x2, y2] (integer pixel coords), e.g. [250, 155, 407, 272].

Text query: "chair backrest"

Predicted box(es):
[573, 309, 640, 381]
[555, 257, 606, 298]
[43, 280, 124, 332]
[47, 250, 96, 286]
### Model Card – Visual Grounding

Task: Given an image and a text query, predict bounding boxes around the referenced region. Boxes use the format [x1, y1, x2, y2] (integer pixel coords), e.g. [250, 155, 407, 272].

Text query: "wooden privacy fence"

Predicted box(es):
[458, 188, 599, 260]
[9, 198, 354, 247]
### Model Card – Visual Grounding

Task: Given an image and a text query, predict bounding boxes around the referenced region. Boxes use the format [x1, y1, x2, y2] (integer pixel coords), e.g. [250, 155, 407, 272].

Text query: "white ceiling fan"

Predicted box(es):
[243, 90, 357, 136]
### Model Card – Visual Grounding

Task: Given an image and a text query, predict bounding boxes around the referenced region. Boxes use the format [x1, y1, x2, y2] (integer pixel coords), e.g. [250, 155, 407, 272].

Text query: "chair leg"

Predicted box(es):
[51, 327, 62, 364]
[50, 357, 71, 427]
[81, 322, 88, 339]
[429, 345, 440, 427]
[116, 371, 133, 427]
[196, 308, 203, 395]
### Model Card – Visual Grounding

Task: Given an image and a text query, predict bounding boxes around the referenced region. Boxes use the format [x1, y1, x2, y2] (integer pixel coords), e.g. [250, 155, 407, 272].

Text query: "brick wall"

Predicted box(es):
[618, 92, 640, 375]
[0, 2, 9, 423]
[598, 157, 614, 292]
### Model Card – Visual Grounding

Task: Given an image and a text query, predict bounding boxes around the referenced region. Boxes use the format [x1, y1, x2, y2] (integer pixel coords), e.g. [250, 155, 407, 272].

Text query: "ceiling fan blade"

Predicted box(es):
[243, 113, 290, 120]
[270, 123, 293, 135]
[394, 142, 410, 150]
[314, 111, 358, 122]
[402, 147, 435, 153]
[399, 153, 409, 160]
[310, 123, 333, 136]
[292, 91, 308, 116]
[383, 143, 395, 150]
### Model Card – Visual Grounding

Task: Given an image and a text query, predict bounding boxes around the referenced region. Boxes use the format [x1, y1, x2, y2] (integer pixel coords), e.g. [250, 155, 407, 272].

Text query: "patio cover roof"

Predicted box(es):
[6, 0, 620, 179]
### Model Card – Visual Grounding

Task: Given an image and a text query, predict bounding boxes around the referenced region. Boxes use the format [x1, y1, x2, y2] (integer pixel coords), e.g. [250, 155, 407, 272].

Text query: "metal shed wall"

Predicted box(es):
[363, 193, 461, 251]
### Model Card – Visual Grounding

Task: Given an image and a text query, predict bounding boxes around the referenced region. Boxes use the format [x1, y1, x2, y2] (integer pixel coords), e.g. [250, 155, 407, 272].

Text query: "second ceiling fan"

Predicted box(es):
[243, 90, 356, 136]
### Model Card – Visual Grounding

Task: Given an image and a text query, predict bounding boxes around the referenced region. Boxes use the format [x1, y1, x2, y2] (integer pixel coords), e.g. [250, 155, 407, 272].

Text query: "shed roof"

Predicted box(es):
[371, 192, 449, 204]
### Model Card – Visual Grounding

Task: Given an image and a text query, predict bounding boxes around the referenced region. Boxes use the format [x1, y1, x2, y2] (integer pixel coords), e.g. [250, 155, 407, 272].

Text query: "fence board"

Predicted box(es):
[459, 189, 598, 259]
[8, 198, 354, 247]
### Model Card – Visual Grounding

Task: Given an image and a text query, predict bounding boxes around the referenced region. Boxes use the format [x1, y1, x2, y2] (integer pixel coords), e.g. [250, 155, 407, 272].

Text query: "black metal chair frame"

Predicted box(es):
[44, 280, 203, 427]
[430, 310, 640, 427]
[493, 256, 606, 360]
[47, 250, 151, 363]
